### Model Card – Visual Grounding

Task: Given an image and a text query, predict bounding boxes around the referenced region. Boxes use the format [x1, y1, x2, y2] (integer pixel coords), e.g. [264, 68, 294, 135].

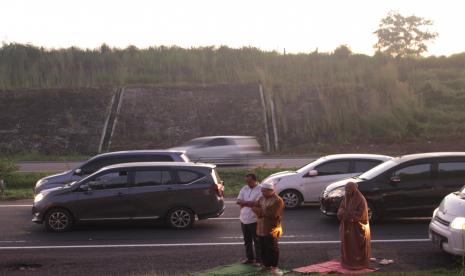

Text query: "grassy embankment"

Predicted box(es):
[1, 167, 287, 200]
[1, 44, 465, 152]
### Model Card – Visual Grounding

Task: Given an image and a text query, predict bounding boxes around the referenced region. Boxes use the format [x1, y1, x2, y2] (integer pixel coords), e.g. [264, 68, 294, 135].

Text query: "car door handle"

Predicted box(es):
[372, 187, 380, 191]
[116, 192, 124, 196]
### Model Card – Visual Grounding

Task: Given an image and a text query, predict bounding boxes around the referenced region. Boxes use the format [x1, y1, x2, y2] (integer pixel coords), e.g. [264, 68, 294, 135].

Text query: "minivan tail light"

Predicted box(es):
[211, 182, 224, 197]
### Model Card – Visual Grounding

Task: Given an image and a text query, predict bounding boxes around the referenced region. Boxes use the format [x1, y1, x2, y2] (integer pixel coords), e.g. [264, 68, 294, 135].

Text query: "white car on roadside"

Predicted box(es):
[261, 154, 392, 208]
[430, 186, 465, 255]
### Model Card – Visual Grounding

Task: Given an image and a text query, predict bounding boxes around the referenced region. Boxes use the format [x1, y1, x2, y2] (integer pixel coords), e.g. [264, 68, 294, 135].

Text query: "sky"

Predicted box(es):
[2, 0, 464, 56]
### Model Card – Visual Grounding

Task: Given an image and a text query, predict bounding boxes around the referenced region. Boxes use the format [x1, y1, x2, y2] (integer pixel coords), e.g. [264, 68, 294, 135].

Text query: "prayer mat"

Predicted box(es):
[293, 260, 377, 274]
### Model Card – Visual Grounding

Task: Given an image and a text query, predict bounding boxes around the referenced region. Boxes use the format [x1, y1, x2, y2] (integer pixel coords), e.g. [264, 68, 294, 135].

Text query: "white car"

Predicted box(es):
[261, 154, 392, 208]
[430, 188, 465, 255]
[170, 136, 262, 165]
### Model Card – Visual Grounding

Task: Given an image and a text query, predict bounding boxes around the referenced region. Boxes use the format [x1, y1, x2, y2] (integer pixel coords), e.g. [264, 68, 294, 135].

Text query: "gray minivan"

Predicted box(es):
[32, 162, 225, 232]
[34, 150, 190, 194]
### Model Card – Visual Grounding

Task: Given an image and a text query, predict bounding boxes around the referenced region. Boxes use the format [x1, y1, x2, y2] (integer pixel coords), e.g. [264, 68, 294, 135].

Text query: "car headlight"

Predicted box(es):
[450, 217, 465, 230]
[34, 193, 45, 203]
[328, 187, 345, 198]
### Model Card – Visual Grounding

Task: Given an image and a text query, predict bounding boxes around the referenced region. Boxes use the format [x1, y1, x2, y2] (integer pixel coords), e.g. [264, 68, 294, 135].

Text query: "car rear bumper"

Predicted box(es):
[319, 196, 342, 216]
[429, 219, 465, 255]
[198, 204, 225, 220]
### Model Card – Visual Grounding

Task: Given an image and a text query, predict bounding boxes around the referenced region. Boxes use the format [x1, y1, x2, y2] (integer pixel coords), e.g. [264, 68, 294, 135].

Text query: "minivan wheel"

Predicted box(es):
[280, 190, 302, 209]
[166, 207, 194, 230]
[45, 208, 73, 232]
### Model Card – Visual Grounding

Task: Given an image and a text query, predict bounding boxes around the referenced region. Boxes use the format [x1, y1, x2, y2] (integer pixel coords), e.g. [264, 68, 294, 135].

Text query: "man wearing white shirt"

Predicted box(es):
[236, 173, 262, 264]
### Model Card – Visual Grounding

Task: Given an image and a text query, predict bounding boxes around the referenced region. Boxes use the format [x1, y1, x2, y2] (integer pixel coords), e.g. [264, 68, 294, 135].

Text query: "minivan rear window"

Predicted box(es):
[134, 170, 173, 186]
[176, 170, 204, 184]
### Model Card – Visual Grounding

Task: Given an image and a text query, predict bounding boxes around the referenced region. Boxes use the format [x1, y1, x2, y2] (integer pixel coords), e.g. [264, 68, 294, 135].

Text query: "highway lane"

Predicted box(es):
[0, 200, 432, 246]
[17, 157, 316, 173]
[0, 200, 458, 275]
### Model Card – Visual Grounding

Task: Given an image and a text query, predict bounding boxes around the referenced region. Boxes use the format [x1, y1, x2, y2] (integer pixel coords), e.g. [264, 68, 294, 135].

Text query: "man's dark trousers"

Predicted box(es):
[258, 236, 279, 267]
[241, 222, 261, 262]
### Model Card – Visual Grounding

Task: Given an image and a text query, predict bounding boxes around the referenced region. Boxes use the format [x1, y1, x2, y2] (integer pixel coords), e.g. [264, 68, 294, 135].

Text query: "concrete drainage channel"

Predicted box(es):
[98, 87, 125, 153]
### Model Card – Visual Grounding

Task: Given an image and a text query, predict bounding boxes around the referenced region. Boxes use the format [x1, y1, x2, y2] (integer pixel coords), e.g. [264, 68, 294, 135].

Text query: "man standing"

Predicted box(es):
[236, 173, 262, 265]
[252, 182, 284, 275]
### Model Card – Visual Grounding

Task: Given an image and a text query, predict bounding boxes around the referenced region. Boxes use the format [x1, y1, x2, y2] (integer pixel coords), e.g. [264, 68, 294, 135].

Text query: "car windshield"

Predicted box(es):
[357, 159, 398, 180]
[296, 158, 326, 174]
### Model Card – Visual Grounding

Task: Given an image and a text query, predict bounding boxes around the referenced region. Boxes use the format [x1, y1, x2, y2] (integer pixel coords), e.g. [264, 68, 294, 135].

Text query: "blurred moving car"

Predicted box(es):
[262, 154, 392, 208]
[430, 185, 465, 255]
[170, 136, 262, 165]
[32, 162, 225, 232]
[34, 150, 189, 194]
[321, 152, 465, 221]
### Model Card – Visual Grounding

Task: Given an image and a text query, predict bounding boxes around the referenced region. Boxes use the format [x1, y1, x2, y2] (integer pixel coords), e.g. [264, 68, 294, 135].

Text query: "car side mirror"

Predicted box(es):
[74, 168, 82, 176]
[390, 176, 401, 184]
[308, 170, 318, 177]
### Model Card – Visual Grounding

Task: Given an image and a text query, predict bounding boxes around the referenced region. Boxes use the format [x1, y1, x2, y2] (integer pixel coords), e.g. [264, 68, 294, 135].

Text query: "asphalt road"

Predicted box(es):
[17, 157, 316, 173]
[0, 199, 459, 275]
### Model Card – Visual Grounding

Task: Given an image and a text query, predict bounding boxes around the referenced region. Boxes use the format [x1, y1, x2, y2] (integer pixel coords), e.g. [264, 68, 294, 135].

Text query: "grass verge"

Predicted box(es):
[1, 172, 49, 200]
[219, 167, 292, 197]
[0, 168, 292, 200]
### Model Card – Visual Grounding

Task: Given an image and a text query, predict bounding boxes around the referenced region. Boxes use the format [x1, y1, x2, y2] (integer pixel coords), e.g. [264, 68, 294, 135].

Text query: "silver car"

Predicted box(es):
[262, 154, 392, 208]
[170, 136, 262, 165]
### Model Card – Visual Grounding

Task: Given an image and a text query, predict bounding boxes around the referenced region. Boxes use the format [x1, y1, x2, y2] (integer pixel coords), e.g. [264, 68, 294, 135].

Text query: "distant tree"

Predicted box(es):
[333, 45, 352, 58]
[100, 43, 111, 53]
[374, 11, 438, 57]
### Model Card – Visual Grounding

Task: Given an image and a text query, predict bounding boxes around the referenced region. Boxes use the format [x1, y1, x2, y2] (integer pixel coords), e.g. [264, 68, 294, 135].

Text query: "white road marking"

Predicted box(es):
[0, 205, 32, 207]
[0, 202, 235, 207]
[0, 239, 430, 250]
[219, 235, 314, 239]
[0, 240, 27, 243]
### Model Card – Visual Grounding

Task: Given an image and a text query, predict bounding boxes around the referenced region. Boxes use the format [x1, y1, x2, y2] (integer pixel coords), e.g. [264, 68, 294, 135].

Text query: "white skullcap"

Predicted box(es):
[261, 182, 274, 190]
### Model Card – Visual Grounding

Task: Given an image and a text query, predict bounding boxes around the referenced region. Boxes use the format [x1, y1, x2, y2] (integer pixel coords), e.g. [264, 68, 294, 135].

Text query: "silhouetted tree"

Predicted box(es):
[333, 45, 352, 58]
[374, 11, 438, 57]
